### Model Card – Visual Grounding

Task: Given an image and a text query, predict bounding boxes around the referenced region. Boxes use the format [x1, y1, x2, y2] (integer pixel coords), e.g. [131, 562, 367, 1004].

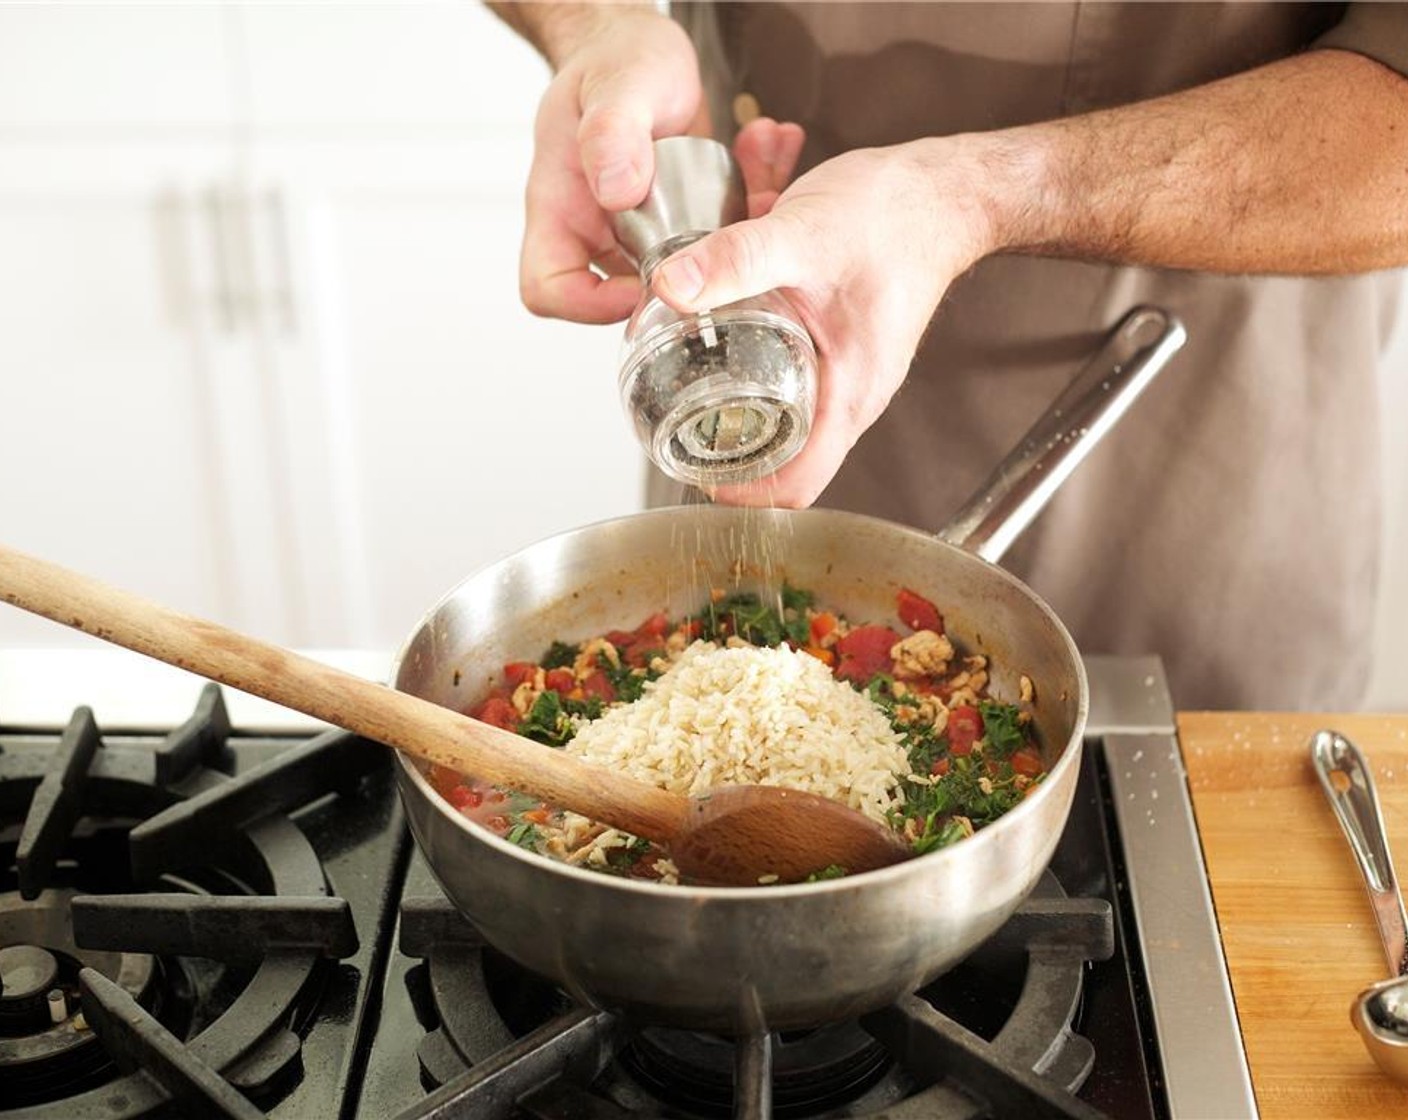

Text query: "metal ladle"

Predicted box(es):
[1311, 728, 1408, 1080]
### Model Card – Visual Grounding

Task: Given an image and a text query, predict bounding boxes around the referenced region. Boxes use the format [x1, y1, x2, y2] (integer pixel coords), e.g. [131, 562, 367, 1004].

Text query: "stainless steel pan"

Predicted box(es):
[392, 307, 1186, 1033]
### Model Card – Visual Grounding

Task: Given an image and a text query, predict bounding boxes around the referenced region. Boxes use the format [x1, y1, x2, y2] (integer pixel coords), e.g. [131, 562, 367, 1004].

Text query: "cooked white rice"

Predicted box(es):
[563, 642, 911, 824]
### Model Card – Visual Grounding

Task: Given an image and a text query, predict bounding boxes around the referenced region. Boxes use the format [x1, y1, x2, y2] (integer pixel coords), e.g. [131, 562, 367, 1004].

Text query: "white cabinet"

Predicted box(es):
[0, 6, 235, 128]
[0, 4, 640, 652]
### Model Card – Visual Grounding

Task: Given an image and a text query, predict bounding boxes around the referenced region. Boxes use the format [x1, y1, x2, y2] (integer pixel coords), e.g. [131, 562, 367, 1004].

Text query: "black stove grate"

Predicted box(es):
[391, 865, 1115, 1120]
[0, 686, 402, 1119]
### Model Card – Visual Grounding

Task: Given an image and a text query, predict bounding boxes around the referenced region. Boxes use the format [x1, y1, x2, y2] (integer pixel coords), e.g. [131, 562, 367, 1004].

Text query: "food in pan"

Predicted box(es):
[427, 585, 1046, 884]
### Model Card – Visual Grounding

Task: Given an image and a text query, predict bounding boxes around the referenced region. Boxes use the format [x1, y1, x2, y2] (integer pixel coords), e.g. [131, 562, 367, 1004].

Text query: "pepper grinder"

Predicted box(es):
[611, 137, 818, 488]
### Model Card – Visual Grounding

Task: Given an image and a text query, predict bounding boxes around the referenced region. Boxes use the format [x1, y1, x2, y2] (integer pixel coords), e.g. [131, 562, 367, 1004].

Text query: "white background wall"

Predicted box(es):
[0, 3, 1404, 709]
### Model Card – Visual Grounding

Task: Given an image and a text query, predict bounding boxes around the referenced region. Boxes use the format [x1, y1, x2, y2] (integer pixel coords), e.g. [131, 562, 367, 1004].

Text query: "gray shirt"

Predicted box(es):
[654, 2, 1407, 709]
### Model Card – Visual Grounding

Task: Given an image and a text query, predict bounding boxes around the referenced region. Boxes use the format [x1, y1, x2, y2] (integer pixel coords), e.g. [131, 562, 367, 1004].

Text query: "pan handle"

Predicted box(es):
[937, 305, 1187, 565]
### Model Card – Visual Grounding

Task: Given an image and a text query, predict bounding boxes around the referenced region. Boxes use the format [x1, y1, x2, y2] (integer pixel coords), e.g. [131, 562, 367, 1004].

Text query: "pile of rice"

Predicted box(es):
[563, 642, 911, 825]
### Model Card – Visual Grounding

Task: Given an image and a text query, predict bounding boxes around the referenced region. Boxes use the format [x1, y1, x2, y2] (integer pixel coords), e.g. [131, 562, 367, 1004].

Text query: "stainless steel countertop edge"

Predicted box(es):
[1089, 656, 1258, 1120]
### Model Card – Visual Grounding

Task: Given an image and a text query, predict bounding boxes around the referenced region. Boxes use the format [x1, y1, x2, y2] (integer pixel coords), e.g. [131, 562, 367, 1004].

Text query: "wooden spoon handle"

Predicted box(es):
[0, 542, 688, 844]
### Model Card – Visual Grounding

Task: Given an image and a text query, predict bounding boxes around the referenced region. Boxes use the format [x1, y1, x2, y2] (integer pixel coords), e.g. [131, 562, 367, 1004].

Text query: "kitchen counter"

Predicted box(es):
[1180, 712, 1408, 1118]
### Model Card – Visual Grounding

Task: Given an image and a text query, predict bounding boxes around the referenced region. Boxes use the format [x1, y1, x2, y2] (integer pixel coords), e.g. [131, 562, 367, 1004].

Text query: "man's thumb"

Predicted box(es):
[576, 71, 666, 211]
[652, 217, 803, 311]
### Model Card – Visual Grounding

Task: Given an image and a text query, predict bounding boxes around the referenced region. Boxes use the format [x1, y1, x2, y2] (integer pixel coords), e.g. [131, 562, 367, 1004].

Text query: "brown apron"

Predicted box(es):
[651, 2, 1405, 710]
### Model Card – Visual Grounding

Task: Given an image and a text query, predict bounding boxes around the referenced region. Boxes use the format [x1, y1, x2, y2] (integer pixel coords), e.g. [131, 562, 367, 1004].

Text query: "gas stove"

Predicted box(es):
[0, 651, 1256, 1119]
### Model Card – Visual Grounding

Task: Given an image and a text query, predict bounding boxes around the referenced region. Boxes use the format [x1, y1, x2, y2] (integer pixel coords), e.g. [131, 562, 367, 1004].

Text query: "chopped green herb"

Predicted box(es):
[562, 695, 604, 721]
[540, 641, 578, 669]
[504, 791, 541, 815]
[805, 864, 848, 881]
[913, 816, 968, 855]
[505, 821, 542, 849]
[702, 592, 788, 647]
[864, 673, 897, 706]
[781, 583, 815, 612]
[606, 836, 654, 870]
[598, 653, 660, 704]
[519, 690, 573, 747]
[978, 700, 1026, 758]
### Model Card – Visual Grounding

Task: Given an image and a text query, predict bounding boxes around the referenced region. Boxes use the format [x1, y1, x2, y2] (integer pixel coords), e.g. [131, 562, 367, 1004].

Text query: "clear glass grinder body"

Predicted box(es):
[612, 138, 818, 489]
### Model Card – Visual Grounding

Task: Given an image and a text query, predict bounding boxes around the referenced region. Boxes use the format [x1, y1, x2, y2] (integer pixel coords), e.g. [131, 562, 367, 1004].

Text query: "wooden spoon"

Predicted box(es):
[0, 543, 911, 887]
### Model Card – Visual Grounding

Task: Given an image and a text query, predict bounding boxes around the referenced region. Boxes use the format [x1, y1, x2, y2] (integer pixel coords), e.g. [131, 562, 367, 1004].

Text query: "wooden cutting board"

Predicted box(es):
[1179, 712, 1408, 1118]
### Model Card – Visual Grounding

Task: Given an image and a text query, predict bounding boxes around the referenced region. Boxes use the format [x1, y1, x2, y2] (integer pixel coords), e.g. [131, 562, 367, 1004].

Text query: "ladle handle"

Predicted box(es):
[1311, 729, 1408, 976]
[0, 542, 689, 844]
[937, 305, 1187, 564]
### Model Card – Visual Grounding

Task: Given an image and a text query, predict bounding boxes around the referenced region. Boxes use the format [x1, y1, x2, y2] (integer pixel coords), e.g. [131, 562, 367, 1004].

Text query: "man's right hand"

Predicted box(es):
[502, 5, 708, 324]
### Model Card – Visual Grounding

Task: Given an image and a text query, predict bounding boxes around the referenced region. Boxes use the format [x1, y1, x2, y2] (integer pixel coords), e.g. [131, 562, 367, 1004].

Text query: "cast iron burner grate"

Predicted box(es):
[0, 687, 393, 1119]
[394, 859, 1115, 1120]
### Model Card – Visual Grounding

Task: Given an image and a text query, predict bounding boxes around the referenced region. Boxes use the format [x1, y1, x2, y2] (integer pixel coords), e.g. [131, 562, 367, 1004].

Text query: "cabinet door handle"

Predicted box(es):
[205, 185, 240, 332]
[266, 187, 297, 337]
[153, 188, 194, 330]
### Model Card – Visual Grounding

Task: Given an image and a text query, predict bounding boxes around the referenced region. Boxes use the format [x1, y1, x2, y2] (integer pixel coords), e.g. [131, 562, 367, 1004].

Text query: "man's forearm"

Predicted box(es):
[487, 2, 654, 70]
[962, 49, 1408, 275]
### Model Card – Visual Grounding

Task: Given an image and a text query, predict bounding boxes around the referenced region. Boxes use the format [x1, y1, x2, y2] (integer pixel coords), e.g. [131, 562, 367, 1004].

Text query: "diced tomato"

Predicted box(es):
[908, 676, 950, 700]
[472, 696, 520, 731]
[484, 814, 509, 833]
[447, 784, 483, 811]
[622, 640, 660, 669]
[428, 764, 461, 789]
[581, 670, 616, 703]
[521, 807, 552, 825]
[896, 588, 944, 634]
[802, 645, 835, 667]
[604, 630, 636, 649]
[947, 705, 984, 755]
[809, 611, 838, 645]
[502, 661, 538, 688]
[682, 619, 703, 640]
[1011, 749, 1044, 777]
[634, 611, 671, 640]
[834, 625, 903, 683]
[930, 757, 951, 777]
[544, 668, 575, 695]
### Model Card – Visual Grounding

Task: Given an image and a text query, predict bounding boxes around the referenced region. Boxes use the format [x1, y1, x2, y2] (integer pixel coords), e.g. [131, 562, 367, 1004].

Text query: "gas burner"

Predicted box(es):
[618, 1022, 895, 1117]
[395, 856, 1113, 1119]
[0, 888, 157, 1105]
[0, 686, 394, 1118]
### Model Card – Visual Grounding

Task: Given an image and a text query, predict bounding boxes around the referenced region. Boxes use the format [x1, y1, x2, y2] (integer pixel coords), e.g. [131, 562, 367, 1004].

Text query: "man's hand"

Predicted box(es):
[495, 4, 808, 326]
[507, 6, 705, 324]
[651, 138, 999, 508]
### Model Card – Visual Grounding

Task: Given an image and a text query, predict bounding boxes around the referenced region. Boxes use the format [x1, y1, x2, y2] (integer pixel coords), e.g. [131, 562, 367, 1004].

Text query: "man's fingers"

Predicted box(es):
[651, 214, 809, 311]
[577, 62, 699, 210]
[577, 98, 656, 211]
[736, 119, 807, 217]
[520, 191, 642, 322]
[707, 413, 853, 509]
[735, 119, 806, 197]
[521, 269, 641, 324]
[709, 337, 904, 508]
